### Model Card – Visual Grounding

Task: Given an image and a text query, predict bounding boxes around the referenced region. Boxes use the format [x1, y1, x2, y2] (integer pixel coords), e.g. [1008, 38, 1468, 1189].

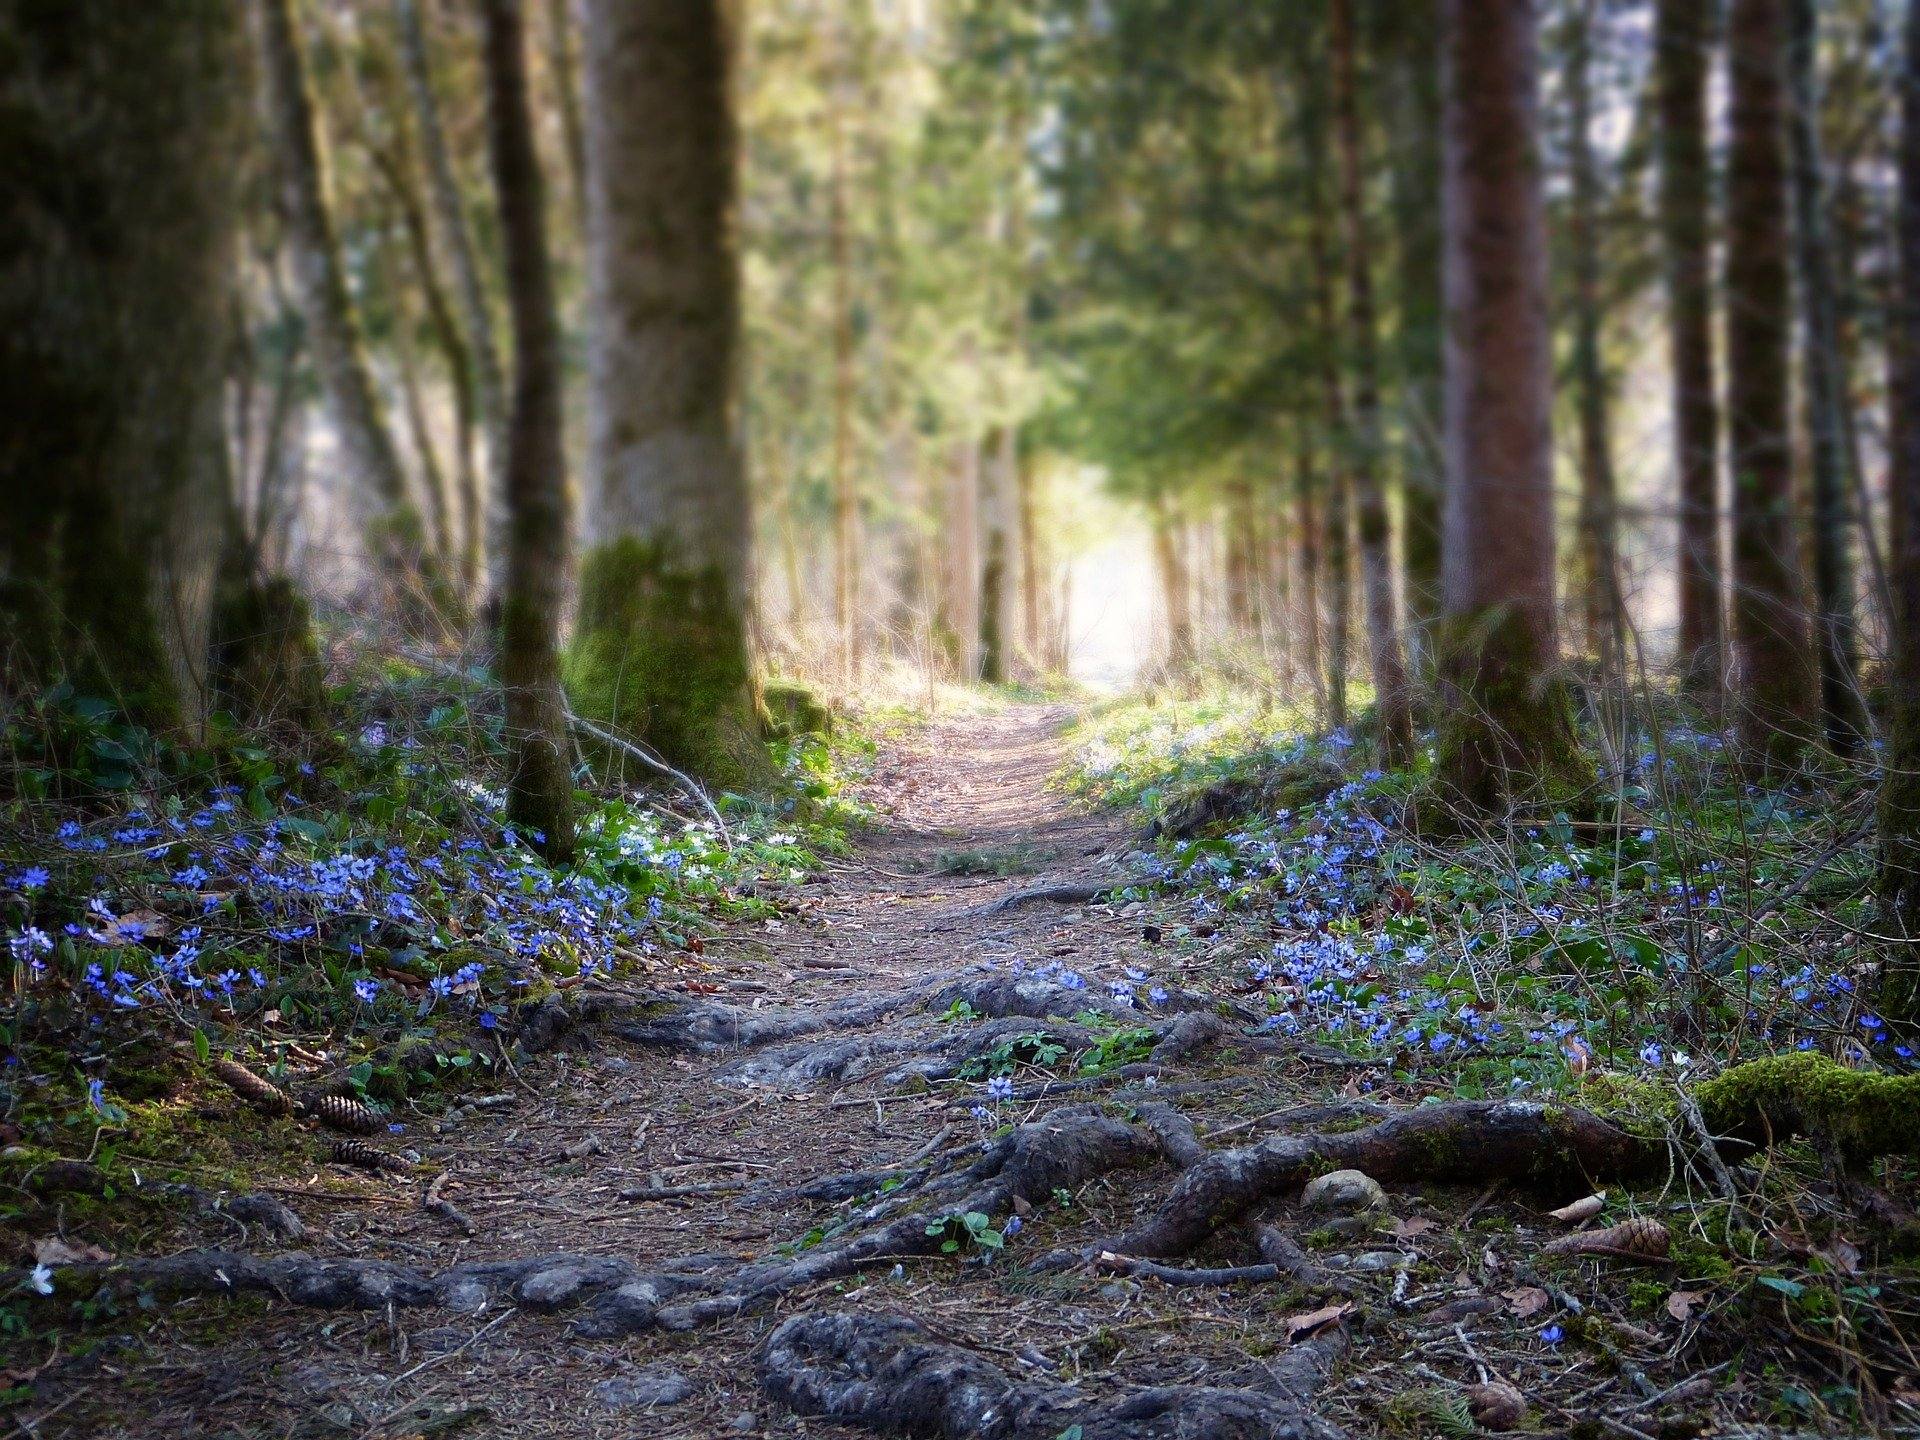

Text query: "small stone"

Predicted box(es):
[593, 1369, 695, 1411]
[1349, 1250, 1411, 1273]
[727, 1412, 757, 1432]
[1301, 1169, 1387, 1214]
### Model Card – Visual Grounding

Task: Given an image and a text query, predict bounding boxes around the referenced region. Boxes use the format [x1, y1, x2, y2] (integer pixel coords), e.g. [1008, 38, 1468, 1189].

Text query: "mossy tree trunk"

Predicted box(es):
[0, 0, 240, 730]
[1656, 0, 1726, 701]
[1786, 0, 1869, 756]
[1331, 0, 1415, 768]
[253, 0, 443, 621]
[482, 0, 575, 860]
[1434, 0, 1589, 811]
[1881, 0, 1920, 1021]
[1725, 0, 1819, 767]
[575, 0, 776, 794]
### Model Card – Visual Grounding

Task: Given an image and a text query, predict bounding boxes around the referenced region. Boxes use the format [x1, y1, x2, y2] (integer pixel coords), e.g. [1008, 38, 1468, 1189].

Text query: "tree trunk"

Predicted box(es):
[1434, 0, 1588, 810]
[1786, 0, 1869, 754]
[367, 120, 481, 608]
[1655, 0, 1726, 698]
[978, 427, 1014, 685]
[1565, 0, 1627, 679]
[1725, 0, 1819, 765]
[482, 0, 575, 859]
[830, 107, 861, 683]
[1331, 0, 1415, 767]
[253, 0, 431, 597]
[1880, 0, 1920, 1017]
[1016, 437, 1043, 672]
[1223, 478, 1257, 637]
[0, 1, 242, 730]
[575, 0, 775, 792]
[1386, 0, 1445, 675]
[543, 0, 590, 234]
[1151, 490, 1195, 675]
[1294, 431, 1329, 723]
[1306, 203, 1352, 732]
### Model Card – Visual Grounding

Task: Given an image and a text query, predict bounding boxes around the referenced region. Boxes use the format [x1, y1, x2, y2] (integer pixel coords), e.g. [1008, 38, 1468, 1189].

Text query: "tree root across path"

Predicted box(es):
[759, 1310, 1349, 1440]
[74, 1057, 1919, 1434]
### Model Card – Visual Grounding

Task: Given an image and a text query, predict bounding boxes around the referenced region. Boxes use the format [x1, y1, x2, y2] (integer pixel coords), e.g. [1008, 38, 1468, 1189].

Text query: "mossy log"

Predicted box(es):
[1693, 1051, 1920, 1166]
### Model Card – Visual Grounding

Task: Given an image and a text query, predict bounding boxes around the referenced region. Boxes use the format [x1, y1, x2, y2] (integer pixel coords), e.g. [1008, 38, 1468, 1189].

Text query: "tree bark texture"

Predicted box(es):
[1725, 0, 1818, 766]
[1331, 0, 1415, 767]
[575, 0, 774, 792]
[1880, 0, 1920, 1017]
[1435, 0, 1587, 809]
[1786, 0, 1868, 753]
[1655, 0, 1726, 696]
[482, 0, 576, 859]
[0, 0, 241, 728]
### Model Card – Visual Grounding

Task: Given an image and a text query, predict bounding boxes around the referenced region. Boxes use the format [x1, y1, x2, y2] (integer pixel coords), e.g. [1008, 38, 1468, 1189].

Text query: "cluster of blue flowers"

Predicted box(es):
[1, 774, 715, 1033]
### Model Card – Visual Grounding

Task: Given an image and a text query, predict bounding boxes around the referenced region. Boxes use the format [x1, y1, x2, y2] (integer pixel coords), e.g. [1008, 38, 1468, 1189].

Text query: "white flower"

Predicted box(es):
[28, 1263, 53, 1295]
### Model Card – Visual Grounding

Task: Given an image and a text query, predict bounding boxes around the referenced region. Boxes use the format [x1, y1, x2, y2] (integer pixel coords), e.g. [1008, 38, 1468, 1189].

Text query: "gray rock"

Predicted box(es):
[1348, 1250, 1411, 1273]
[593, 1369, 695, 1410]
[727, 1412, 758, 1432]
[1300, 1168, 1387, 1214]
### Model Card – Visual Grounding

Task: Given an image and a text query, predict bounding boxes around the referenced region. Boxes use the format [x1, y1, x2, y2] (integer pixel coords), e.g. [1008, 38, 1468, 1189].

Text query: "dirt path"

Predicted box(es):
[55, 705, 1229, 1439]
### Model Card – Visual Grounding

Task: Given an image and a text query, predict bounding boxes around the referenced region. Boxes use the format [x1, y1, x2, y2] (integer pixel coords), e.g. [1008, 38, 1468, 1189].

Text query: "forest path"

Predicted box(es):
[67, 703, 1218, 1440]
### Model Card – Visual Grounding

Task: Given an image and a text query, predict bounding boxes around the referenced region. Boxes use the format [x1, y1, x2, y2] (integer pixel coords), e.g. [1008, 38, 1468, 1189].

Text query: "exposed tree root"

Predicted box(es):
[87, 1106, 1170, 1338]
[725, 1010, 1238, 1089]
[1043, 1098, 1663, 1265]
[758, 1309, 1349, 1440]
[975, 880, 1112, 915]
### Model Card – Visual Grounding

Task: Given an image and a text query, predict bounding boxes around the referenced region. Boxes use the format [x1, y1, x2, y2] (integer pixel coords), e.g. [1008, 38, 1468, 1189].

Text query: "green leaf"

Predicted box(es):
[1755, 1275, 1805, 1300]
[192, 1030, 210, 1064]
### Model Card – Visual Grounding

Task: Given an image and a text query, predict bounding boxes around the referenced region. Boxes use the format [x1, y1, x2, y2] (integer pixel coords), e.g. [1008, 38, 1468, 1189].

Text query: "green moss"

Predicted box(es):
[209, 569, 326, 730]
[565, 536, 778, 794]
[1427, 607, 1594, 820]
[763, 680, 833, 739]
[1694, 1052, 1920, 1166]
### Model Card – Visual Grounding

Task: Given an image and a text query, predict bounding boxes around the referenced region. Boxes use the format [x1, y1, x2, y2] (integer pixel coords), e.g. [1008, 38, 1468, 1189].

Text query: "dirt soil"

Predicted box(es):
[16, 707, 1749, 1439]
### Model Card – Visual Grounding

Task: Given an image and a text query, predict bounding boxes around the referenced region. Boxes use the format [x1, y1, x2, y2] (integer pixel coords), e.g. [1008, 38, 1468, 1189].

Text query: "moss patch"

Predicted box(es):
[565, 536, 778, 794]
[1694, 1052, 1920, 1167]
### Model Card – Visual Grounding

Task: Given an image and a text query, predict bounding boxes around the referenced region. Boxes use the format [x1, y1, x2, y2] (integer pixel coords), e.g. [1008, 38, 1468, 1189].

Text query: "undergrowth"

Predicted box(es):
[0, 655, 870, 1245]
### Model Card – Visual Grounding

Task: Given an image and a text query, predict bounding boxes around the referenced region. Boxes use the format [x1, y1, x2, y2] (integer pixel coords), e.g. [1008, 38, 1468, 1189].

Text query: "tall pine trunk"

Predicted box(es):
[1307, 207, 1352, 732]
[1386, 0, 1445, 673]
[1725, 0, 1819, 765]
[1434, 0, 1587, 810]
[1655, 0, 1726, 697]
[482, 0, 575, 859]
[574, 0, 775, 791]
[978, 426, 1015, 684]
[1565, 0, 1626, 678]
[1294, 429, 1329, 722]
[254, 0, 432, 603]
[1786, 0, 1869, 753]
[1331, 0, 1415, 766]
[0, 1, 241, 729]
[1879, 0, 1920, 1016]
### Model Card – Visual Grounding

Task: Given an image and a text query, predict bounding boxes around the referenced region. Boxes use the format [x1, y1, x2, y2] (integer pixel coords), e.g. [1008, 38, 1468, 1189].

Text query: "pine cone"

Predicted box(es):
[1544, 1216, 1669, 1259]
[1466, 1382, 1528, 1432]
[211, 1059, 295, 1117]
[302, 1092, 383, 1136]
[329, 1138, 414, 1175]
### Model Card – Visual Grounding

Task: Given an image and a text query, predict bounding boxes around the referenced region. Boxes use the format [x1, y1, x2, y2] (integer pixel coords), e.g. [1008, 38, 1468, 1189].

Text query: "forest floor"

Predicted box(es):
[14, 703, 1906, 1439]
